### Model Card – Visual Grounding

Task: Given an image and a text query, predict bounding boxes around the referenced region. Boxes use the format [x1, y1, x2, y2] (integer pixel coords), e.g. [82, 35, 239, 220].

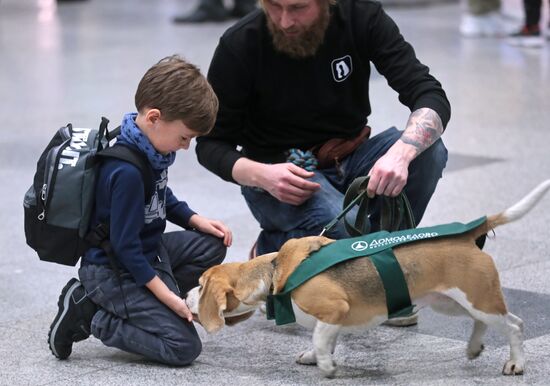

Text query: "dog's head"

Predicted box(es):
[186, 253, 277, 333]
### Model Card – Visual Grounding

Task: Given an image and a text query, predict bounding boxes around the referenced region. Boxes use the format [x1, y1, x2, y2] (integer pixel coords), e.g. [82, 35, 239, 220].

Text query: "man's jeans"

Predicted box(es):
[242, 127, 448, 255]
[79, 231, 226, 366]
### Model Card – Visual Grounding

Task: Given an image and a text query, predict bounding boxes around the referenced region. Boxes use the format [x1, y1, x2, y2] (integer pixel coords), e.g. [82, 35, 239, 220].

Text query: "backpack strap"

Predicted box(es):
[105, 125, 121, 141]
[100, 116, 121, 142]
[96, 145, 155, 200]
[85, 223, 130, 319]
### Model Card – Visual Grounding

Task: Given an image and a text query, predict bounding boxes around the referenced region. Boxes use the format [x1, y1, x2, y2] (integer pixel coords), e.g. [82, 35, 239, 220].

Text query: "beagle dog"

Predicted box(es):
[186, 180, 550, 378]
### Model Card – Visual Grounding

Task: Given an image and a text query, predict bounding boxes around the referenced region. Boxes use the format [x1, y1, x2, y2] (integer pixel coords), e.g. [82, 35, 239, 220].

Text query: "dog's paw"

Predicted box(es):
[296, 349, 317, 365]
[467, 343, 484, 359]
[318, 359, 337, 378]
[502, 359, 525, 375]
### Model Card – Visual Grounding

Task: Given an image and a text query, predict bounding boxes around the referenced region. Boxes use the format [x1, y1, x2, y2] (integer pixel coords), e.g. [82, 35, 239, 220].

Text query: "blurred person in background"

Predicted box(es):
[460, 0, 510, 37]
[507, 0, 549, 47]
[174, 0, 257, 23]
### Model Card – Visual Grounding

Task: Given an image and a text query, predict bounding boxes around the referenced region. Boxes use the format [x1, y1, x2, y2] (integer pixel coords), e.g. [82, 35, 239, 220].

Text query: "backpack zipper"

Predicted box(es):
[37, 183, 47, 220]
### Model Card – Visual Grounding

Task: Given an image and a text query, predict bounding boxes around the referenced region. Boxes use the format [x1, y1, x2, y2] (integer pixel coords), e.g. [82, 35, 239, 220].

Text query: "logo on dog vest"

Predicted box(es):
[351, 240, 369, 251]
[350, 232, 441, 253]
[58, 128, 92, 169]
[331, 55, 352, 82]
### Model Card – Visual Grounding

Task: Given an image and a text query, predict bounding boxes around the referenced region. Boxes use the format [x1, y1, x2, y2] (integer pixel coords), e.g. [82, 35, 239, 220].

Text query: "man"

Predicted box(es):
[196, 0, 450, 307]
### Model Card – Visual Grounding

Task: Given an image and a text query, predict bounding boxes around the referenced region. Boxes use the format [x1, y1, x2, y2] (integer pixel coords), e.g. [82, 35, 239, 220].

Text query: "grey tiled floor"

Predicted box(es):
[2, 0, 550, 385]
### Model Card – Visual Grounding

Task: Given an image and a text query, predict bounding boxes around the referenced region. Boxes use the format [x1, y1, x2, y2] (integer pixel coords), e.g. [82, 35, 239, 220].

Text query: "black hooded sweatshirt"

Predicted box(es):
[196, 0, 450, 183]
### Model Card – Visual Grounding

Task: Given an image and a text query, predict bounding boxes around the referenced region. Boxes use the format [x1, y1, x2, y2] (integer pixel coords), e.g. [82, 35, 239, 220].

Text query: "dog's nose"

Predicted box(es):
[185, 297, 195, 310]
[185, 290, 199, 314]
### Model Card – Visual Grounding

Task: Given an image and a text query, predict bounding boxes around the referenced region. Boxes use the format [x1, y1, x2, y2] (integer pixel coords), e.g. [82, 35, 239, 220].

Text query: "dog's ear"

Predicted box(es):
[232, 252, 277, 302]
[305, 236, 333, 253]
[198, 278, 232, 333]
[272, 236, 334, 294]
[233, 279, 259, 304]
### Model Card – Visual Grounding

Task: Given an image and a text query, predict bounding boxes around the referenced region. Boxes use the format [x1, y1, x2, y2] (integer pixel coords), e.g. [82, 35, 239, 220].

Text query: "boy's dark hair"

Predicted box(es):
[135, 55, 218, 135]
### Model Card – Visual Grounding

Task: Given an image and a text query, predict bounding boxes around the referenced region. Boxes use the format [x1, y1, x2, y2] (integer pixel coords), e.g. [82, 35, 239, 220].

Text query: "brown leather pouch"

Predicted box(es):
[313, 125, 371, 169]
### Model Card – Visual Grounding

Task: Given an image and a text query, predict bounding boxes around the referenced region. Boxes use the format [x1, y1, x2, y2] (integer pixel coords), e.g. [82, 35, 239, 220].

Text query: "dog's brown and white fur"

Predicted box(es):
[187, 180, 550, 378]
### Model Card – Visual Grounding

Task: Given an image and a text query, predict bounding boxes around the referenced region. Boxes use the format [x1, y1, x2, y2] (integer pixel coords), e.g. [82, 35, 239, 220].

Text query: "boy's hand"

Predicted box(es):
[167, 294, 194, 322]
[146, 275, 193, 322]
[189, 214, 233, 246]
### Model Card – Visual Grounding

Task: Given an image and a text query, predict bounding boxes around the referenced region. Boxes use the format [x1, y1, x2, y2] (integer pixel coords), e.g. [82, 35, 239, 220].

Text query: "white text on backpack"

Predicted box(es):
[58, 128, 92, 169]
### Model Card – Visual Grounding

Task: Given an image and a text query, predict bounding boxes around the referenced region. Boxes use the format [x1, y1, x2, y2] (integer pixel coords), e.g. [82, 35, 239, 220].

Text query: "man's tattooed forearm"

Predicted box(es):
[400, 108, 444, 155]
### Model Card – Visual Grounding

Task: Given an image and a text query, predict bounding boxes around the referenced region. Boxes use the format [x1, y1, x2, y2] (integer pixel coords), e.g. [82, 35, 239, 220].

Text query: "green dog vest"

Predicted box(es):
[266, 217, 486, 325]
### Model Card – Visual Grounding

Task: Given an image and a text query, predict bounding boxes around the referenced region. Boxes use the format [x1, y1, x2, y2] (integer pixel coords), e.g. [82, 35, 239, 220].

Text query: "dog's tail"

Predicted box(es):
[472, 179, 550, 239]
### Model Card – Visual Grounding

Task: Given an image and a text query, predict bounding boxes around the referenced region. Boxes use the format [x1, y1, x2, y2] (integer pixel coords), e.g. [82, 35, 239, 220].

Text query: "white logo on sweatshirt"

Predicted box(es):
[331, 55, 352, 82]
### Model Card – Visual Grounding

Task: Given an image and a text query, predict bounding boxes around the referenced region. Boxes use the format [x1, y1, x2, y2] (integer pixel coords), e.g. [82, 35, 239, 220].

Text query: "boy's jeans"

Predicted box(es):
[242, 127, 448, 255]
[79, 231, 226, 366]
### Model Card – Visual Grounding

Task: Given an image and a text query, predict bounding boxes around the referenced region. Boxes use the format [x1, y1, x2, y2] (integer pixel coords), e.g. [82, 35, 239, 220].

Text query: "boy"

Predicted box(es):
[48, 55, 231, 366]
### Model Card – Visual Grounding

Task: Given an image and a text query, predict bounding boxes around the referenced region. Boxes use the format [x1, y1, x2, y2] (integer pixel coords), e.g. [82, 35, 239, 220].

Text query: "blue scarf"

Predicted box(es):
[119, 113, 176, 170]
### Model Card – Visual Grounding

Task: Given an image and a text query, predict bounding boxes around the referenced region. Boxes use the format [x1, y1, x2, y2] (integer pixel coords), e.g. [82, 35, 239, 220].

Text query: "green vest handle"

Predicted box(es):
[343, 176, 416, 237]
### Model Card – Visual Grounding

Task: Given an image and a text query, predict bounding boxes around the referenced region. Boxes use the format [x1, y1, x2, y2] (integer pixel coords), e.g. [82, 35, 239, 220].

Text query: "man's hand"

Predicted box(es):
[189, 215, 233, 246]
[368, 107, 444, 198]
[233, 158, 320, 206]
[258, 163, 321, 205]
[367, 141, 414, 197]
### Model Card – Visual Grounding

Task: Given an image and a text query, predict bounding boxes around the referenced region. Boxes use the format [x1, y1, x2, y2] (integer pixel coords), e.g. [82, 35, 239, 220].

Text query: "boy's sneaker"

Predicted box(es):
[507, 25, 544, 47]
[48, 278, 96, 359]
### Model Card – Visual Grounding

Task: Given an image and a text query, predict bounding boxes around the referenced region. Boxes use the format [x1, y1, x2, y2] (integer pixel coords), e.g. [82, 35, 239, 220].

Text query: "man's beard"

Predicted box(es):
[266, 4, 331, 59]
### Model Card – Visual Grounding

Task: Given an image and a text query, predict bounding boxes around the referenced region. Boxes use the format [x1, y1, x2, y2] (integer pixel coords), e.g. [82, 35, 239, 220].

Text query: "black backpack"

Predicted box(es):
[24, 117, 153, 266]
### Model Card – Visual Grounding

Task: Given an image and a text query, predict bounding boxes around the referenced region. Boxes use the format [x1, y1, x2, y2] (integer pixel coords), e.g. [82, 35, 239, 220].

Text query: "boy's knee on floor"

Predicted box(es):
[170, 335, 202, 366]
